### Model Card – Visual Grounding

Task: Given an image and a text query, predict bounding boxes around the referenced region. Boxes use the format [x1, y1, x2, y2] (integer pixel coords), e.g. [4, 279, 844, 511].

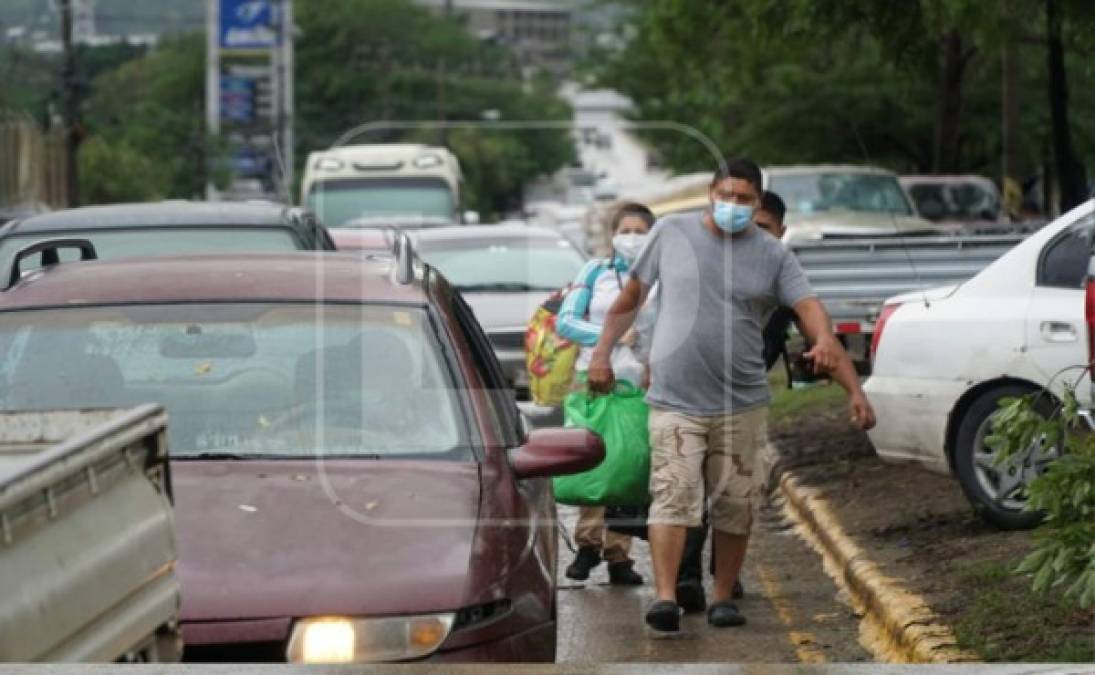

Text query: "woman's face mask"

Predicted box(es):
[612, 232, 648, 265]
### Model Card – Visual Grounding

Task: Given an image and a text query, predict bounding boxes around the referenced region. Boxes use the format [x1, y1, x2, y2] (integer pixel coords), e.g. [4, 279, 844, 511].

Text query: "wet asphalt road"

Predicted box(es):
[555, 497, 872, 664]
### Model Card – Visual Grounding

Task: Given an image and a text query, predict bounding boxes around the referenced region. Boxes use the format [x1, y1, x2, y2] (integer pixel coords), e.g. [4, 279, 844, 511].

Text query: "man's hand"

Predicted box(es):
[587, 353, 616, 394]
[804, 335, 841, 374]
[849, 393, 876, 430]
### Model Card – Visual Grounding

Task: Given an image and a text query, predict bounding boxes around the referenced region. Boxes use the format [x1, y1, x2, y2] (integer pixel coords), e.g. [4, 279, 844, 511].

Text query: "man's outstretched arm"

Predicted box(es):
[793, 297, 876, 430]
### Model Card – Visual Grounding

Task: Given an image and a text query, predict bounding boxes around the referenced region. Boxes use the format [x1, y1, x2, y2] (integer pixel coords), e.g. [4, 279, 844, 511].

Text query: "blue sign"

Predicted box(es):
[219, 75, 258, 123]
[219, 0, 278, 51]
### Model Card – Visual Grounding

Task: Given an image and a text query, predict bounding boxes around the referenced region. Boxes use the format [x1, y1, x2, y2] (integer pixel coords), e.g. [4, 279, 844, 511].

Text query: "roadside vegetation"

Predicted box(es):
[592, 0, 1095, 213]
[2, 0, 574, 218]
[769, 369, 1095, 663]
[988, 387, 1095, 609]
[954, 560, 1094, 662]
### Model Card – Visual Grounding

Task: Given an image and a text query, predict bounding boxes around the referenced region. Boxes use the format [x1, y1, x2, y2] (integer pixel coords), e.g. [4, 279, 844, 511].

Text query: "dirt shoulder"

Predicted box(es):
[769, 379, 1095, 663]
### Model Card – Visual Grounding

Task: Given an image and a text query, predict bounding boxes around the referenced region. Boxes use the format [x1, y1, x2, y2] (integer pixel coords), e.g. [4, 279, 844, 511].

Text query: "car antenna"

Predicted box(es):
[852, 123, 931, 310]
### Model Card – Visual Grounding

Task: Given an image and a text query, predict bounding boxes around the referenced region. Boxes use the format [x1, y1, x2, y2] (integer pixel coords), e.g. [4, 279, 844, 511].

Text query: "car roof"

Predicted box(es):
[765, 165, 897, 177]
[411, 224, 570, 244]
[0, 254, 428, 310]
[1, 201, 300, 236]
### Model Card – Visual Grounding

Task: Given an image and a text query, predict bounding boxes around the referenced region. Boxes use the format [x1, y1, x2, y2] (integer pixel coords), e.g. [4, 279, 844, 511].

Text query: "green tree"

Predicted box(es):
[593, 0, 1094, 211]
[78, 136, 165, 203]
[295, 0, 573, 218]
[83, 33, 222, 200]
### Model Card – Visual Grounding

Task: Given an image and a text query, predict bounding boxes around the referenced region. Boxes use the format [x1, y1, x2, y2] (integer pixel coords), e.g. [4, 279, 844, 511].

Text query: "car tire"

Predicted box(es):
[954, 385, 1052, 530]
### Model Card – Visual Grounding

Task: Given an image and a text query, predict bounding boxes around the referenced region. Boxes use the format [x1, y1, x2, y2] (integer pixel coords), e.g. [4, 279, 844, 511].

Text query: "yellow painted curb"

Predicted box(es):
[778, 472, 979, 664]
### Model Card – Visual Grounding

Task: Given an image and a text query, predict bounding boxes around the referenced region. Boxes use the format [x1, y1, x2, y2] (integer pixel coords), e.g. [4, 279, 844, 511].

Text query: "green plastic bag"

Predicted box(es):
[554, 380, 651, 506]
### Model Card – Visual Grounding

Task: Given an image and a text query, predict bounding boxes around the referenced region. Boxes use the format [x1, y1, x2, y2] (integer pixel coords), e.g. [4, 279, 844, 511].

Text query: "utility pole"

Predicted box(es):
[60, 0, 80, 206]
[1000, 0, 1021, 220]
[438, 0, 454, 147]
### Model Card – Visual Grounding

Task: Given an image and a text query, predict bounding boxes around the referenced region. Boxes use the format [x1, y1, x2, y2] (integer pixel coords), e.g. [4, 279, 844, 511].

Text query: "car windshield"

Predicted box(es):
[0, 228, 301, 273]
[769, 172, 914, 217]
[307, 177, 455, 228]
[417, 237, 586, 292]
[906, 182, 1001, 222]
[0, 304, 470, 461]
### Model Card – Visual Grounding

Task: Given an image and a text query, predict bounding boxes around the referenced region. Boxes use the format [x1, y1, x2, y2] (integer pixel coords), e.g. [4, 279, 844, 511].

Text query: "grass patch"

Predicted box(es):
[953, 560, 1095, 662]
[769, 367, 847, 427]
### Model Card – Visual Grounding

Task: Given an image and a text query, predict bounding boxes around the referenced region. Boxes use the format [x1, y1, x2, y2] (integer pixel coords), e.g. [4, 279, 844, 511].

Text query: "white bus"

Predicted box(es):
[301, 144, 474, 228]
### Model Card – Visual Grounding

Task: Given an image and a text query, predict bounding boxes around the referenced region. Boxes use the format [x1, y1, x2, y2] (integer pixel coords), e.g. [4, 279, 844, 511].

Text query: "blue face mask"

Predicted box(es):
[712, 200, 754, 234]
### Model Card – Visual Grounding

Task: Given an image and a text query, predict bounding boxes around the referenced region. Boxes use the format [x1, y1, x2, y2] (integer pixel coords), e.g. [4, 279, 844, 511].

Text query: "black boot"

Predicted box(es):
[607, 560, 644, 586]
[565, 546, 602, 581]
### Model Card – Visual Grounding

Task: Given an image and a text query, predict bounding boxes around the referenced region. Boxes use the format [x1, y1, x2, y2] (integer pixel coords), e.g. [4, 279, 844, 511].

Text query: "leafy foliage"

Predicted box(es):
[591, 0, 1095, 188]
[83, 34, 225, 200]
[294, 0, 574, 216]
[987, 385, 1095, 609]
[78, 136, 165, 203]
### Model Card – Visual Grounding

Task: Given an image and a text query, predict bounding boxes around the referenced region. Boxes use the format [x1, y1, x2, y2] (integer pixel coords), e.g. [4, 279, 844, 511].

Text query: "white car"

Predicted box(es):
[864, 199, 1095, 529]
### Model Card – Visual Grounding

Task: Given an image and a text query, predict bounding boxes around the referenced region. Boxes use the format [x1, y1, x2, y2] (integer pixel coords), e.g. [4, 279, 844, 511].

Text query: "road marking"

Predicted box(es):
[755, 561, 828, 664]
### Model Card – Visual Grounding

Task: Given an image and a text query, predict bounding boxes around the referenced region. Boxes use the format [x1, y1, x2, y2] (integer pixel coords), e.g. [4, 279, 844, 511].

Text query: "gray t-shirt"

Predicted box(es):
[631, 211, 815, 415]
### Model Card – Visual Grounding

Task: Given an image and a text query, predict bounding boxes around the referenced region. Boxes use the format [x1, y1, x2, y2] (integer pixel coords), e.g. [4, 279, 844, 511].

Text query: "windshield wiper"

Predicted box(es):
[457, 283, 550, 292]
[180, 451, 261, 461]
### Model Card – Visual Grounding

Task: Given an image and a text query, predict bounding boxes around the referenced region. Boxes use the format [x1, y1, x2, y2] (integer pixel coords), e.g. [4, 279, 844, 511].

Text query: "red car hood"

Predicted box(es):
[172, 459, 481, 625]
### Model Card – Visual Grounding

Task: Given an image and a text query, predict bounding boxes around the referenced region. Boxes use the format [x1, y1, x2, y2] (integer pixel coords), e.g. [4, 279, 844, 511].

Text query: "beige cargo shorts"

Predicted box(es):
[647, 406, 769, 536]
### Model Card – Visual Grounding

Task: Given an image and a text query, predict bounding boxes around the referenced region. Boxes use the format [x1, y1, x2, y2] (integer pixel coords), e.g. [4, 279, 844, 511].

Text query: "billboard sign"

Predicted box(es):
[219, 0, 278, 51]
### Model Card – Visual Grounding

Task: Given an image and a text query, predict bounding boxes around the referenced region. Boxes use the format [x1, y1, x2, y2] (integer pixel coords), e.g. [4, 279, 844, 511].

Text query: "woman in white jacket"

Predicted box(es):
[557, 202, 655, 585]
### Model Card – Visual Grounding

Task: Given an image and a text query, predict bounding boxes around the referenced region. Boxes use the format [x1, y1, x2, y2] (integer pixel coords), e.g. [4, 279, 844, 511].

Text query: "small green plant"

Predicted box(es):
[987, 386, 1095, 609]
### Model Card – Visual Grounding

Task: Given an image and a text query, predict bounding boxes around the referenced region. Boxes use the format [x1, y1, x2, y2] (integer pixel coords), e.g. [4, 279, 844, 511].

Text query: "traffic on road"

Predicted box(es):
[1, 0, 1093, 670]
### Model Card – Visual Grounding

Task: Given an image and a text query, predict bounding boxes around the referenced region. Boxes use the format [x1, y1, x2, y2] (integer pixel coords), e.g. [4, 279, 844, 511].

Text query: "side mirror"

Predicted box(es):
[463, 210, 480, 225]
[510, 428, 604, 480]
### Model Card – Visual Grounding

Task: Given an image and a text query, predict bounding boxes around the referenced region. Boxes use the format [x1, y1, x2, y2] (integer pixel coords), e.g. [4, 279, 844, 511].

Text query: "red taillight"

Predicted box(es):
[1085, 279, 1095, 367]
[836, 321, 862, 335]
[870, 303, 901, 360]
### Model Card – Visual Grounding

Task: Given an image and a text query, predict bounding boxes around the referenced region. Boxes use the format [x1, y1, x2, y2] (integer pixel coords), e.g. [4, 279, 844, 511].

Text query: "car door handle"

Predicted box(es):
[1040, 321, 1078, 342]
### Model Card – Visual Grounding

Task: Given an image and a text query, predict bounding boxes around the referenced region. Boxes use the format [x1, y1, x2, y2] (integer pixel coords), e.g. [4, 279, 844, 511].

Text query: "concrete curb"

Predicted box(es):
[778, 472, 979, 664]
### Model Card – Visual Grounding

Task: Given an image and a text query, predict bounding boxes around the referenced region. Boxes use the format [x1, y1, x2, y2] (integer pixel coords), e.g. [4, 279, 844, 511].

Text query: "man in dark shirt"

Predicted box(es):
[756, 192, 799, 376]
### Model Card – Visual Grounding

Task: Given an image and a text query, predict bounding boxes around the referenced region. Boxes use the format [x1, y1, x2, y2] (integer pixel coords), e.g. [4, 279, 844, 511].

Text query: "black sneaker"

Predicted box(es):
[675, 577, 706, 613]
[707, 601, 747, 627]
[607, 561, 644, 586]
[565, 547, 602, 581]
[644, 600, 681, 636]
[732, 580, 744, 600]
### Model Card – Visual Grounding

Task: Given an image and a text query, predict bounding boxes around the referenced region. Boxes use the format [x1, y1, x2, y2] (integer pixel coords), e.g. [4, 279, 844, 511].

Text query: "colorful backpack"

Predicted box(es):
[526, 261, 611, 406]
[525, 289, 579, 406]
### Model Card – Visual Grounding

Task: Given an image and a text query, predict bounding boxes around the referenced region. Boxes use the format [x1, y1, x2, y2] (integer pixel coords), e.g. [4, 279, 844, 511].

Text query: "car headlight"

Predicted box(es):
[315, 157, 345, 171]
[413, 154, 443, 169]
[286, 614, 455, 664]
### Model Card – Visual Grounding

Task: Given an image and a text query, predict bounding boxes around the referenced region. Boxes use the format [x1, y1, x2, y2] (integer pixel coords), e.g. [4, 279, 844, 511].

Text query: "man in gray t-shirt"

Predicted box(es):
[631, 208, 814, 414]
[588, 157, 863, 635]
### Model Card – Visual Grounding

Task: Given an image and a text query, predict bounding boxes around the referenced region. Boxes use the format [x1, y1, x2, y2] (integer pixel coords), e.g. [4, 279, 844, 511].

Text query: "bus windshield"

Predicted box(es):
[307, 177, 456, 228]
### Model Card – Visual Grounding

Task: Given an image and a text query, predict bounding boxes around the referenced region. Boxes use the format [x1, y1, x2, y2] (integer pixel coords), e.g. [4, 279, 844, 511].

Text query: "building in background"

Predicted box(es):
[416, 0, 574, 77]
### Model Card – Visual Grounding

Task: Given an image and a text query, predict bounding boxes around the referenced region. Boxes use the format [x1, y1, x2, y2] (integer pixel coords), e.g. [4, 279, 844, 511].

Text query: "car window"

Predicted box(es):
[417, 238, 586, 292]
[0, 228, 302, 272]
[0, 303, 472, 461]
[770, 172, 914, 216]
[451, 291, 523, 447]
[1037, 215, 1095, 289]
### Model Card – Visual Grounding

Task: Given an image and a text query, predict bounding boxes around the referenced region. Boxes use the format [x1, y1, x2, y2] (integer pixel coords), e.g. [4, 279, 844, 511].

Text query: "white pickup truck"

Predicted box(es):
[0, 405, 182, 662]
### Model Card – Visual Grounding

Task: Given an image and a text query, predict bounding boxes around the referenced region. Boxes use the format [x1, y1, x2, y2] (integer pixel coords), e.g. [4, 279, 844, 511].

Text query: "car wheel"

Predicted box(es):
[954, 385, 1057, 530]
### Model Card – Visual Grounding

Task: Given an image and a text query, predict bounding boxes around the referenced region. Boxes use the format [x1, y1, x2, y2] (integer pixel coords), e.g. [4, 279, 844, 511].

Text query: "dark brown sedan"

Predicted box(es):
[0, 245, 602, 663]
